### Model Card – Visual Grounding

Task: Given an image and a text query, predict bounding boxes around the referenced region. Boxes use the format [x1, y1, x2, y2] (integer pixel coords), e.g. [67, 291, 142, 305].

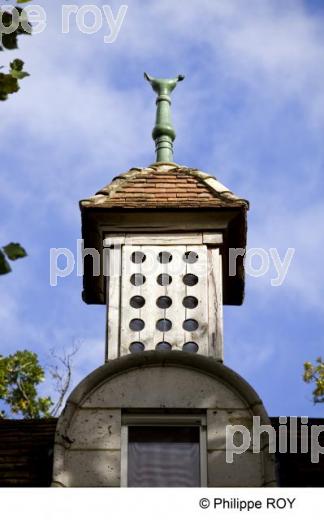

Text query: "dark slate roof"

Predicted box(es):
[80, 163, 249, 210]
[1, 417, 323, 487]
[271, 417, 324, 487]
[0, 419, 56, 487]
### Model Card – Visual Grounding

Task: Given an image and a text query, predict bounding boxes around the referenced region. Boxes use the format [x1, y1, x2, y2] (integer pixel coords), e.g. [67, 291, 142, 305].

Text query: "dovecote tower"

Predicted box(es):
[52, 75, 277, 488]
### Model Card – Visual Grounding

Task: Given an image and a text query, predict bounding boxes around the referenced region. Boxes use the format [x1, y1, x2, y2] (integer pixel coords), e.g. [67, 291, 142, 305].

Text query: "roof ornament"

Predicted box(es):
[144, 72, 184, 163]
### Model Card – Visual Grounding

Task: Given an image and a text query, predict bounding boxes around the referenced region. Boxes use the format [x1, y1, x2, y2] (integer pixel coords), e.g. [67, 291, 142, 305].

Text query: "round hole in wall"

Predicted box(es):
[156, 341, 172, 351]
[183, 342, 199, 353]
[156, 296, 172, 309]
[156, 318, 172, 332]
[130, 295, 145, 309]
[183, 319, 199, 331]
[183, 273, 198, 286]
[157, 273, 172, 286]
[158, 251, 173, 263]
[182, 296, 198, 309]
[130, 273, 146, 286]
[129, 318, 145, 331]
[129, 342, 145, 353]
[131, 251, 146, 264]
[183, 251, 199, 263]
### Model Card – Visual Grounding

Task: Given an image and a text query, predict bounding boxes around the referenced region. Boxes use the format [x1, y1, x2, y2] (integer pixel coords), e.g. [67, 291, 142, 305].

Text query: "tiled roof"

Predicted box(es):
[80, 163, 249, 210]
[0, 419, 56, 487]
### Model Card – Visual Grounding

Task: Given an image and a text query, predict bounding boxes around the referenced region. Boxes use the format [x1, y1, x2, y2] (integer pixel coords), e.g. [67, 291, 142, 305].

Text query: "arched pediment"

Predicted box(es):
[52, 352, 276, 487]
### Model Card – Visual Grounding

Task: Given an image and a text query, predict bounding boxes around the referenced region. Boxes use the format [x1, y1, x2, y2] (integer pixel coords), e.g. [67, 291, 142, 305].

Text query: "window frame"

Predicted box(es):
[120, 413, 207, 487]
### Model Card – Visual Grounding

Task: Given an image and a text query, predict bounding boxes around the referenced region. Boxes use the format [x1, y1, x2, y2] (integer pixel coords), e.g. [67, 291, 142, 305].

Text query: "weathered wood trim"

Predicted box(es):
[203, 232, 223, 245]
[208, 248, 223, 360]
[105, 238, 223, 360]
[106, 246, 122, 361]
[97, 210, 236, 233]
[104, 234, 126, 246]
[104, 232, 223, 247]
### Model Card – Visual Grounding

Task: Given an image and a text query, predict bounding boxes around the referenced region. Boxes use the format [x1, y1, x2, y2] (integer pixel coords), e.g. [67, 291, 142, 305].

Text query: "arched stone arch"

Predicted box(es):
[52, 351, 277, 487]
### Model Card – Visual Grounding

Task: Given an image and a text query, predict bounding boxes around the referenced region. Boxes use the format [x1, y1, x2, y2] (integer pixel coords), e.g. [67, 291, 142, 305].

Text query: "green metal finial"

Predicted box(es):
[144, 72, 185, 163]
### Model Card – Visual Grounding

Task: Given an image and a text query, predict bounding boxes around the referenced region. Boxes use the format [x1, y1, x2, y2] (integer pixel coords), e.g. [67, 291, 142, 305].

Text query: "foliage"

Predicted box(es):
[0, 350, 53, 419]
[0, 7, 31, 51]
[0, 59, 30, 101]
[0, 3, 55, 421]
[0, 2, 32, 101]
[0, 344, 80, 419]
[303, 357, 324, 404]
[0, 242, 27, 275]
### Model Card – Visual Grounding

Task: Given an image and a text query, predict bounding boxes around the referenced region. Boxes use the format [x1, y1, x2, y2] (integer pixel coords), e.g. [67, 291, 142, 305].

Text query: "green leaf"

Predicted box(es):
[10, 59, 29, 79]
[303, 357, 324, 404]
[3, 242, 27, 260]
[10, 59, 24, 72]
[0, 250, 12, 275]
[0, 60, 29, 100]
[0, 72, 19, 100]
[11, 69, 29, 80]
[0, 350, 53, 418]
[0, 9, 32, 51]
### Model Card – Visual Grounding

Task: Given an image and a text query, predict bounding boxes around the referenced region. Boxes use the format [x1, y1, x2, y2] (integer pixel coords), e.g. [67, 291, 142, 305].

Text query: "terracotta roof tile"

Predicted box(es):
[80, 163, 249, 210]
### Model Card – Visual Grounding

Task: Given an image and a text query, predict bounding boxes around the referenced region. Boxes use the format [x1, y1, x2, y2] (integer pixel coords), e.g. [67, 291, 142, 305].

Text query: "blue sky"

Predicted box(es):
[1, 0, 324, 417]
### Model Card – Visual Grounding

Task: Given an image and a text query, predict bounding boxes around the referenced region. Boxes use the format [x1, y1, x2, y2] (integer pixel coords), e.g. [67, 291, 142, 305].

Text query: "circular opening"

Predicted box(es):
[129, 318, 145, 331]
[183, 319, 199, 331]
[156, 341, 172, 351]
[156, 319, 172, 332]
[130, 273, 146, 286]
[131, 251, 146, 264]
[129, 342, 145, 353]
[182, 296, 198, 309]
[157, 273, 172, 286]
[130, 295, 145, 309]
[158, 251, 173, 264]
[183, 342, 199, 353]
[184, 251, 199, 264]
[156, 296, 172, 309]
[183, 273, 199, 286]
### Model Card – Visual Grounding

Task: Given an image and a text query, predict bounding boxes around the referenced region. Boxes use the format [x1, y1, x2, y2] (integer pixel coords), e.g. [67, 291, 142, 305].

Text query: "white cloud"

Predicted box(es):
[1, 0, 324, 416]
[247, 202, 324, 312]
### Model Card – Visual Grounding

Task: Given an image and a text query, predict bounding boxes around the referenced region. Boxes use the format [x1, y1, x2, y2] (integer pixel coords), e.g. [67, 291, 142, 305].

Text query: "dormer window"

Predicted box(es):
[121, 413, 207, 487]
